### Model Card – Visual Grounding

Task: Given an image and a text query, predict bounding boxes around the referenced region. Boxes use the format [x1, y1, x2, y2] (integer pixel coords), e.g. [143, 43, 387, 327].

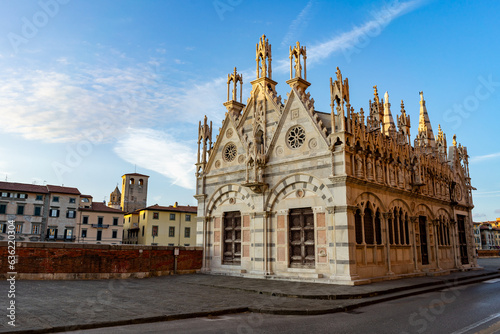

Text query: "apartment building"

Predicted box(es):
[45, 185, 81, 241]
[76, 200, 124, 245]
[123, 203, 197, 246]
[0, 182, 48, 241]
[0, 182, 82, 242]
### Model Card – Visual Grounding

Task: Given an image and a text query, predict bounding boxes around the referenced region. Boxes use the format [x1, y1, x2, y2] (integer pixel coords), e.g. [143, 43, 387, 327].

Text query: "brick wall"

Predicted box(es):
[478, 249, 500, 257]
[0, 241, 202, 280]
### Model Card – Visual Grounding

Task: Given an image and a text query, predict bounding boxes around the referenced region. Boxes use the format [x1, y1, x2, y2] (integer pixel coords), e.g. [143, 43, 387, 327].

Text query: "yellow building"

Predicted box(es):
[123, 211, 140, 244]
[124, 203, 197, 246]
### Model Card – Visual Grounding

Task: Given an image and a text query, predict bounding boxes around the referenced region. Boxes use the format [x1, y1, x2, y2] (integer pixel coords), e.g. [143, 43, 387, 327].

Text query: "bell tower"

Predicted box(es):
[121, 173, 149, 213]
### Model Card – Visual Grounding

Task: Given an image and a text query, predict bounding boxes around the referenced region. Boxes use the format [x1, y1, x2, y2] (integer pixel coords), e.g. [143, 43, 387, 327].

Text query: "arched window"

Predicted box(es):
[139, 179, 144, 186]
[130, 178, 135, 185]
[393, 208, 399, 245]
[404, 213, 410, 245]
[355, 209, 363, 244]
[364, 205, 374, 245]
[388, 215, 394, 244]
[399, 209, 405, 245]
[375, 210, 382, 245]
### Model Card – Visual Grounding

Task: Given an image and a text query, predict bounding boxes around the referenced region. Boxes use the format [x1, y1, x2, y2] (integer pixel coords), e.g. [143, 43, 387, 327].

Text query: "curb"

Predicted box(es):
[192, 270, 500, 300]
[4, 308, 250, 334]
[249, 272, 500, 315]
[6, 272, 500, 333]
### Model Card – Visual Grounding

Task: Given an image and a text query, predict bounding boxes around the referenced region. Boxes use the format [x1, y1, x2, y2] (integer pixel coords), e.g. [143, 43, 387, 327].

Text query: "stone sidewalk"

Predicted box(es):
[1, 258, 499, 333]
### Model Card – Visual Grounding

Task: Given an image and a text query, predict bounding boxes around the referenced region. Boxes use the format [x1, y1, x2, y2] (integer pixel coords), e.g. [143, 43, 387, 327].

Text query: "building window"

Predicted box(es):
[223, 142, 237, 162]
[64, 228, 73, 240]
[289, 208, 314, 267]
[153, 212, 159, 219]
[388, 208, 409, 246]
[142, 226, 144, 237]
[97, 230, 102, 241]
[67, 210, 76, 218]
[355, 209, 363, 244]
[98, 217, 103, 225]
[53, 196, 59, 202]
[185, 214, 191, 222]
[83, 216, 89, 224]
[69, 198, 76, 204]
[15, 224, 23, 234]
[130, 178, 135, 185]
[0, 204, 6, 214]
[287, 125, 306, 149]
[169, 226, 175, 237]
[17, 205, 25, 215]
[1, 192, 10, 197]
[1, 223, 7, 233]
[34, 206, 42, 216]
[47, 227, 57, 239]
[152, 225, 158, 237]
[32, 224, 41, 234]
[143, 212, 145, 220]
[81, 229, 87, 238]
[139, 179, 144, 186]
[113, 217, 118, 225]
[17, 193, 27, 199]
[112, 230, 118, 239]
[223, 211, 241, 265]
[36, 194, 43, 201]
[170, 213, 175, 220]
[185, 227, 191, 238]
[81, 198, 89, 203]
[49, 209, 60, 217]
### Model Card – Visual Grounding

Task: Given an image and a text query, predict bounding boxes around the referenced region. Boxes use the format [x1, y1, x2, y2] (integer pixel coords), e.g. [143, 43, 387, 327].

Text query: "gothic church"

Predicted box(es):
[195, 35, 477, 284]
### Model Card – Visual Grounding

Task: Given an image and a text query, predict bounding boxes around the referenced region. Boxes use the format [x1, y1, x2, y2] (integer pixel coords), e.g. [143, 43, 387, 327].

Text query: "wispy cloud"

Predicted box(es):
[470, 152, 500, 164]
[275, 0, 424, 73]
[0, 57, 228, 143]
[281, 0, 314, 47]
[114, 128, 195, 189]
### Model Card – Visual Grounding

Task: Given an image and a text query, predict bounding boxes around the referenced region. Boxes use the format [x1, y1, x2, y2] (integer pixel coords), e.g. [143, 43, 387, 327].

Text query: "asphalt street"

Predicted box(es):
[66, 277, 500, 334]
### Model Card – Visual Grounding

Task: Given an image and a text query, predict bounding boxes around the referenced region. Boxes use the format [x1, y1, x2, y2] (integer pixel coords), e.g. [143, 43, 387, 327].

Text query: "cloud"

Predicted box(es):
[473, 212, 486, 218]
[495, 209, 500, 214]
[276, 0, 424, 73]
[114, 128, 196, 190]
[0, 57, 228, 143]
[0, 63, 170, 143]
[470, 152, 500, 163]
[473, 190, 500, 198]
[281, 0, 314, 47]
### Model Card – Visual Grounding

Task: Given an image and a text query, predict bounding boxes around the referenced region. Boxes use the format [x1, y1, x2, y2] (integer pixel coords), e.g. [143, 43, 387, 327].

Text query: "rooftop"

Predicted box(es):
[79, 202, 125, 214]
[0, 181, 48, 194]
[139, 204, 197, 214]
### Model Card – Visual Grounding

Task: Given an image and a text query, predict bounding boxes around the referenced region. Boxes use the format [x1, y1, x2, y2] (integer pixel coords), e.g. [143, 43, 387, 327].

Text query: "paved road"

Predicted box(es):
[67, 277, 500, 334]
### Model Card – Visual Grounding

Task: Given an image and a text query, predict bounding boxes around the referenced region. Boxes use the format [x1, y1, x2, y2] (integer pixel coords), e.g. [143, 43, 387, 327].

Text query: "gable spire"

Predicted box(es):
[224, 67, 245, 119]
[397, 99, 411, 144]
[382, 91, 395, 136]
[416, 91, 435, 148]
[251, 34, 277, 94]
[286, 40, 311, 91]
[330, 67, 350, 132]
[256, 34, 272, 79]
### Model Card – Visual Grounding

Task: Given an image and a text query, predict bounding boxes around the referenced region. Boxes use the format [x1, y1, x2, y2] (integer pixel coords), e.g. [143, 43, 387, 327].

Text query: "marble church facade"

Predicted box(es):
[195, 35, 477, 284]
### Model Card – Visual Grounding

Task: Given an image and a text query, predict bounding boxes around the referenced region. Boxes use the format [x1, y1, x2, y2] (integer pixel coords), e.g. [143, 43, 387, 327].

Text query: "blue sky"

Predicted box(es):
[0, 0, 499, 220]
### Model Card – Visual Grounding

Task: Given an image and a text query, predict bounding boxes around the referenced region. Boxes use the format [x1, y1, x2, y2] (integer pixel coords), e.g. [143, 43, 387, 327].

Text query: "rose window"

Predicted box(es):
[287, 126, 306, 149]
[223, 142, 237, 162]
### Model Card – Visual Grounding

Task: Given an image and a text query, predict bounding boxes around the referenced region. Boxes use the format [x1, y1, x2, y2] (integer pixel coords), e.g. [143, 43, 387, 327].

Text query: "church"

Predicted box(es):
[195, 35, 477, 284]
